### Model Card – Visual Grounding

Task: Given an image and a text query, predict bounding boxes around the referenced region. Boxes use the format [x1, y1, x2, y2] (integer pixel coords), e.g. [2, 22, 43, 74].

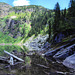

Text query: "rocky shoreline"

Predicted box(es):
[44, 38, 75, 70]
[24, 34, 75, 72]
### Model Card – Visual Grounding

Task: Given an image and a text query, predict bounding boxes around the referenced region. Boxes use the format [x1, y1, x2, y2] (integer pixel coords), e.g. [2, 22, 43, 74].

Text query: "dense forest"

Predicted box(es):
[48, 0, 75, 44]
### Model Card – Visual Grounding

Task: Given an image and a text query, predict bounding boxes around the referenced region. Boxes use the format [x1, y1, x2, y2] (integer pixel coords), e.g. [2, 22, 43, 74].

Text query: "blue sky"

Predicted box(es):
[0, 0, 70, 9]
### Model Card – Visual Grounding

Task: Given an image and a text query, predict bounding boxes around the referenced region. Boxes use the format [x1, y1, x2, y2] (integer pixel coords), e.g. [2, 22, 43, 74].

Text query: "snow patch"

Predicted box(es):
[11, 16, 17, 19]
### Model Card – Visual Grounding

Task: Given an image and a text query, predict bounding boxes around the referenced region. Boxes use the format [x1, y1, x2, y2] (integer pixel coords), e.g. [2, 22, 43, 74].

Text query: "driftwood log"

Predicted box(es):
[4, 50, 24, 62]
[4, 50, 24, 65]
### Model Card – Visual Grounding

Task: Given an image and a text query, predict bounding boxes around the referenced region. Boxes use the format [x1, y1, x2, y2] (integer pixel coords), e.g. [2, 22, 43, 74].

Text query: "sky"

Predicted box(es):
[0, 0, 70, 9]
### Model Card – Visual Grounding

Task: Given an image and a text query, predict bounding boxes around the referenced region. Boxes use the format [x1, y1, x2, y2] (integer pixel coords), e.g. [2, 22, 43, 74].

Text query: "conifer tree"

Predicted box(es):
[53, 2, 60, 33]
[68, 0, 75, 17]
[48, 20, 51, 40]
[63, 8, 66, 18]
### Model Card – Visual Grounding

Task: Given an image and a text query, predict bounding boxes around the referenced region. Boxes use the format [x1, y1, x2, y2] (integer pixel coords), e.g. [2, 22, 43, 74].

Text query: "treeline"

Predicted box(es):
[48, 0, 75, 41]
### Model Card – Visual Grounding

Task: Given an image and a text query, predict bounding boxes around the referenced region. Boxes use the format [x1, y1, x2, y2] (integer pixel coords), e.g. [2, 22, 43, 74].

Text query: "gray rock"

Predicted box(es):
[53, 44, 75, 60]
[63, 54, 75, 69]
[24, 34, 49, 51]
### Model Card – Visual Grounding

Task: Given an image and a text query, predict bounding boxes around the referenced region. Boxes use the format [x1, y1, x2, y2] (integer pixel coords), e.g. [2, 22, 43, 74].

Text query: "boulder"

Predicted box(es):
[63, 54, 75, 69]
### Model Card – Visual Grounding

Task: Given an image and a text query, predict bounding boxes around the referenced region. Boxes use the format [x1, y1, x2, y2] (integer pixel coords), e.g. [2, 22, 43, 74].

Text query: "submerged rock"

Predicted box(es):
[63, 54, 75, 70]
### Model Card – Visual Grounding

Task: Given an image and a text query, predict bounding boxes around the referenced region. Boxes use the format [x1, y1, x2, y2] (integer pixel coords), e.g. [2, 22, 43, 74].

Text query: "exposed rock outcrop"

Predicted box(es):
[4, 19, 21, 38]
[44, 36, 75, 70]
[24, 34, 49, 51]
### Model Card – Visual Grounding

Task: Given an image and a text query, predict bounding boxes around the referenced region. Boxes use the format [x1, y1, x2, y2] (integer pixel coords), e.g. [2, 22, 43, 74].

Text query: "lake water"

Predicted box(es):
[0, 45, 73, 75]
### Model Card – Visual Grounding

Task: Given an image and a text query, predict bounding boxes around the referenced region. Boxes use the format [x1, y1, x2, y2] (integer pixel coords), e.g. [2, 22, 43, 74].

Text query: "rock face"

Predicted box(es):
[63, 54, 75, 69]
[0, 3, 48, 39]
[4, 19, 21, 38]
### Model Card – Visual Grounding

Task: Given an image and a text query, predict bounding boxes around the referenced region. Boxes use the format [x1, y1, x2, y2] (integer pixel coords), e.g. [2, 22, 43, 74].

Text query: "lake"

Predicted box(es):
[0, 45, 72, 75]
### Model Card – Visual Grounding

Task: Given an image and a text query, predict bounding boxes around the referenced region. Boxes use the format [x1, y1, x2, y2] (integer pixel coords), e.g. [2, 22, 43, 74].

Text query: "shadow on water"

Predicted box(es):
[0, 45, 74, 75]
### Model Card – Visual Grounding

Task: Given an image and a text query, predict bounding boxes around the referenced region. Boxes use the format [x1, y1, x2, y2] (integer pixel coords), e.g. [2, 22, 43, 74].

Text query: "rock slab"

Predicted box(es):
[63, 54, 75, 69]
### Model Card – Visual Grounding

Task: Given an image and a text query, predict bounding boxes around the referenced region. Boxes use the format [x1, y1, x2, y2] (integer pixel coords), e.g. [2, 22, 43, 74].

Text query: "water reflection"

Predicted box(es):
[0, 45, 73, 75]
[0, 45, 47, 75]
[0, 45, 22, 55]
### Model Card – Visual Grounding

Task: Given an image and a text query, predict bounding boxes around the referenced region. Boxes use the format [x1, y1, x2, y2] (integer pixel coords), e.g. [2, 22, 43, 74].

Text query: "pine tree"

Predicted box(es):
[68, 0, 75, 17]
[53, 2, 60, 33]
[61, 8, 66, 24]
[48, 20, 51, 40]
[63, 8, 66, 18]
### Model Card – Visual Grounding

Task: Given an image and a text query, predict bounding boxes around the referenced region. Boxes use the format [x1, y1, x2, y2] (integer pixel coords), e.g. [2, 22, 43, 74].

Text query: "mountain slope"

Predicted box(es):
[0, 3, 53, 43]
[0, 2, 12, 17]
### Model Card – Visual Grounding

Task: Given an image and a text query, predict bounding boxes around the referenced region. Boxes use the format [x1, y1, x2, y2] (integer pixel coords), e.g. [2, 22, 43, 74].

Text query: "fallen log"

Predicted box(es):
[0, 56, 7, 59]
[56, 71, 69, 75]
[35, 64, 49, 69]
[4, 50, 24, 62]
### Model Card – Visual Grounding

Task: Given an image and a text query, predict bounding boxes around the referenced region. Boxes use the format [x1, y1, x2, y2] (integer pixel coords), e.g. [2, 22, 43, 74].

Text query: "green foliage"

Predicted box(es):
[19, 23, 31, 38]
[7, 11, 31, 20]
[68, 0, 75, 17]
[48, 1, 75, 42]
[28, 10, 54, 37]
[0, 5, 51, 43]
